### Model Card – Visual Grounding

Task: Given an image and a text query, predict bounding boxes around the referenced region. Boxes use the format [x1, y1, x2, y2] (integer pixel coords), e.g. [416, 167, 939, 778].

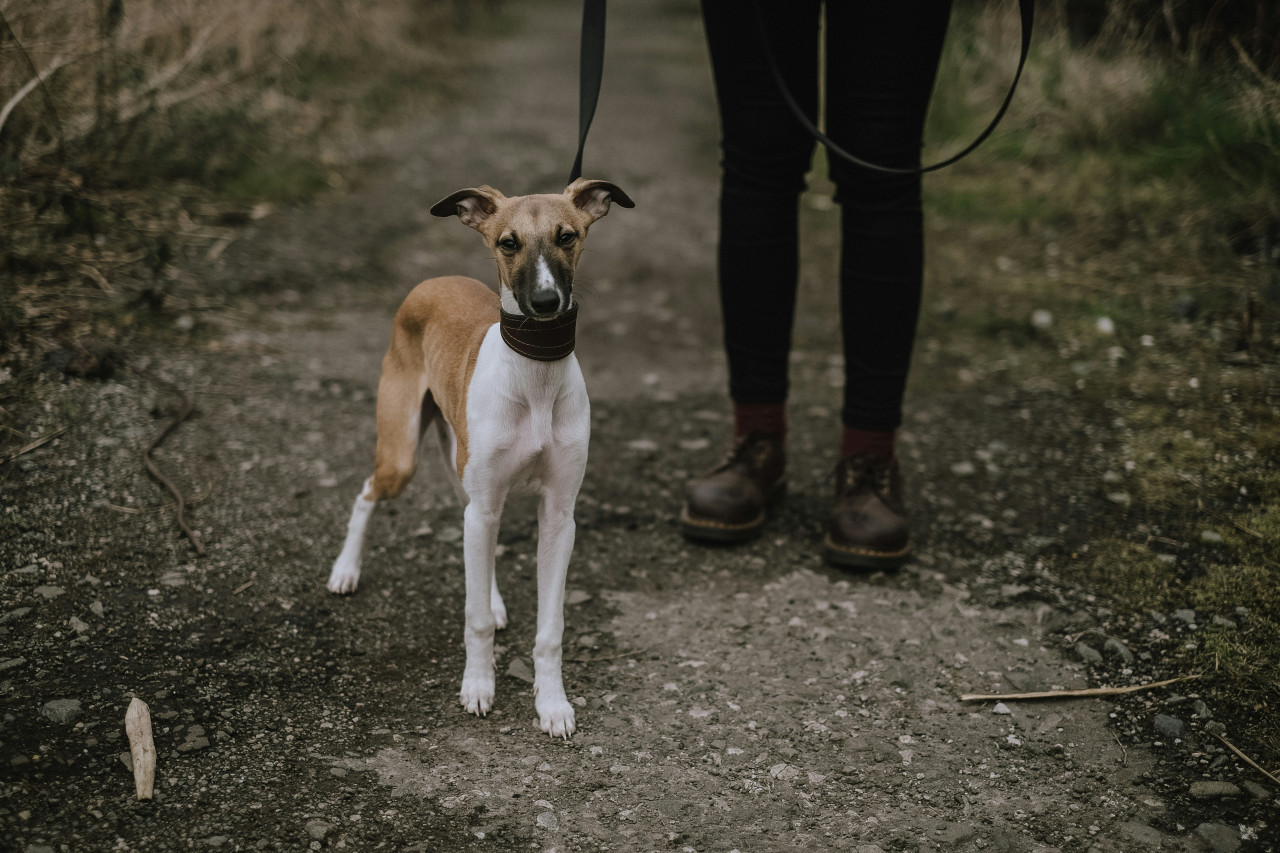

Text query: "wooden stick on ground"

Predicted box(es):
[960, 674, 1199, 702]
[124, 697, 156, 800]
[1215, 733, 1280, 786]
[140, 374, 205, 555]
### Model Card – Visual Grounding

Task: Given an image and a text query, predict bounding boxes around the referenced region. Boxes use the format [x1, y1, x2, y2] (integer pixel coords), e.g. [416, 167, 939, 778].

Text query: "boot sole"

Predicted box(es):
[680, 481, 787, 544]
[821, 535, 911, 570]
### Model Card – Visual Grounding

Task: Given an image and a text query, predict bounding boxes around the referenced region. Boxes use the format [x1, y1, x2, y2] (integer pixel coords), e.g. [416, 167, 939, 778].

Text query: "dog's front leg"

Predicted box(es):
[532, 485, 579, 739]
[460, 493, 503, 716]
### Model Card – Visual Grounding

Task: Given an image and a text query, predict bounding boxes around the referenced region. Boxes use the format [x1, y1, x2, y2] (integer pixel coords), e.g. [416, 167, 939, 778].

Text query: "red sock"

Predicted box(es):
[733, 402, 786, 439]
[840, 426, 895, 459]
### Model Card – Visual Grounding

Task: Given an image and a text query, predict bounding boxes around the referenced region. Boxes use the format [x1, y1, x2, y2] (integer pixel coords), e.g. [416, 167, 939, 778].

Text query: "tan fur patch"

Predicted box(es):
[374, 276, 497, 490]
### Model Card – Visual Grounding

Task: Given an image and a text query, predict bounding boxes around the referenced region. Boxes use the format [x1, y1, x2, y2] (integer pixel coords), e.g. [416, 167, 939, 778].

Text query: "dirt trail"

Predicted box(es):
[1, 2, 1269, 852]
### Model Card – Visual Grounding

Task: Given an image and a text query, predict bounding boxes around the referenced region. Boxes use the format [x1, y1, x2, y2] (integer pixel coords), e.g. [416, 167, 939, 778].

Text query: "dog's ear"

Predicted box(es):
[429, 186, 507, 230]
[565, 179, 634, 222]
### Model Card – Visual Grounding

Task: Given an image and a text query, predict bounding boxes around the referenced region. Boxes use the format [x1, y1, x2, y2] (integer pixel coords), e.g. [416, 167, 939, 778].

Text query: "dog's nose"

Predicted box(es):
[530, 291, 560, 315]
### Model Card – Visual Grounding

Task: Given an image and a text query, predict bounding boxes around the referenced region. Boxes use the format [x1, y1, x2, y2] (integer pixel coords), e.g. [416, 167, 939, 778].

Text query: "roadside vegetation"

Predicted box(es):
[917, 0, 1280, 769]
[0, 0, 504, 401]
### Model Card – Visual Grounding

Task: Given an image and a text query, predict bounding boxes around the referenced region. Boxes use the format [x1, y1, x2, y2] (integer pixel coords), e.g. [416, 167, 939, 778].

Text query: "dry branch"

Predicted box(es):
[140, 372, 205, 555]
[124, 697, 155, 800]
[1215, 733, 1280, 786]
[960, 674, 1199, 702]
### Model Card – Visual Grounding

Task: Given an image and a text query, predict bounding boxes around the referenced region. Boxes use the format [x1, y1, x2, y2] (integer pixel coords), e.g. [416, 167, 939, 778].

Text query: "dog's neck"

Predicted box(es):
[499, 304, 578, 362]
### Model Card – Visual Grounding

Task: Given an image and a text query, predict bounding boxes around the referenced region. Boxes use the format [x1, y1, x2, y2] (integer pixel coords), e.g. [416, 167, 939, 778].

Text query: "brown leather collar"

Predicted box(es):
[499, 304, 578, 361]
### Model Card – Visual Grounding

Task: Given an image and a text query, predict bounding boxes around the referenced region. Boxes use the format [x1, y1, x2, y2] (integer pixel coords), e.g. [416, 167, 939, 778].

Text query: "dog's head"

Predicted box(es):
[430, 179, 634, 319]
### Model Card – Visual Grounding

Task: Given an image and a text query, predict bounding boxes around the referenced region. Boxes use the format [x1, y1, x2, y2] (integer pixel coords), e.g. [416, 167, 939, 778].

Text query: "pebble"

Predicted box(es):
[41, 699, 82, 725]
[1189, 781, 1241, 800]
[1192, 700, 1211, 719]
[0, 607, 32, 624]
[536, 811, 559, 831]
[1074, 642, 1103, 665]
[1194, 822, 1241, 853]
[992, 703, 1011, 715]
[34, 586, 65, 599]
[1030, 309, 1053, 329]
[1153, 714, 1184, 739]
[1102, 638, 1133, 663]
[1173, 609, 1197, 626]
[69, 616, 90, 634]
[90, 600, 105, 617]
[506, 658, 534, 684]
[1241, 781, 1271, 800]
[950, 461, 976, 476]
[305, 820, 334, 840]
[1199, 530, 1223, 543]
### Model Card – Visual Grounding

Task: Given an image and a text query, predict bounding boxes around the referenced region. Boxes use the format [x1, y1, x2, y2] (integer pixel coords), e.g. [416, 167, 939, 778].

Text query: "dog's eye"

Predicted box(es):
[557, 231, 576, 246]
[498, 237, 519, 252]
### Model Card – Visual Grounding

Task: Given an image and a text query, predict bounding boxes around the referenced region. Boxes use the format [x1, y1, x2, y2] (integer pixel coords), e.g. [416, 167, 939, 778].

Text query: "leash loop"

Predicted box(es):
[569, 0, 607, 184]
[753, 0, 1035, 175]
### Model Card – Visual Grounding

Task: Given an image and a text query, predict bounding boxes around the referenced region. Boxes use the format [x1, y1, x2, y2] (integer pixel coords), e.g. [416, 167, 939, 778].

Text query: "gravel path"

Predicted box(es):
[1, 1, 1271, 851]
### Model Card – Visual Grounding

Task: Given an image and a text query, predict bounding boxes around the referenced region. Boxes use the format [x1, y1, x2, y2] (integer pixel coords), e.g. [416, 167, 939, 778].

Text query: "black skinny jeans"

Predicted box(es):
[701, 0, 952, 431]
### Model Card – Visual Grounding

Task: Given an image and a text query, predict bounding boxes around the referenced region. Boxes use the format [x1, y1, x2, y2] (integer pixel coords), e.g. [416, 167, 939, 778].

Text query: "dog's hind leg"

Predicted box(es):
[327, 359, 432, 595]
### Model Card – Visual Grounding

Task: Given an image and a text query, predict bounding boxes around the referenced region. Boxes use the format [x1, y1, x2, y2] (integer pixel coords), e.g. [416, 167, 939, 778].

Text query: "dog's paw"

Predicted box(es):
[327, 561, 360, 594]
[491, 600, 508, 631]
[459, 675, 495, 717]
[536, 696, 576, 740]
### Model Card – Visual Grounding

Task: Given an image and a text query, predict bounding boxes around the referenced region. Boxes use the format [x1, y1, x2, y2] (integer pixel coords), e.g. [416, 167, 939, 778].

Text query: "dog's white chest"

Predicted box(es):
[462, 327, 590, 495]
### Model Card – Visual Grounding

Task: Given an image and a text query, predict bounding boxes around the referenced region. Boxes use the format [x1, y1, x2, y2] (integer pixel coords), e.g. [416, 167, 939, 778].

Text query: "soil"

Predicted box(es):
[1, 1, 1275, 852]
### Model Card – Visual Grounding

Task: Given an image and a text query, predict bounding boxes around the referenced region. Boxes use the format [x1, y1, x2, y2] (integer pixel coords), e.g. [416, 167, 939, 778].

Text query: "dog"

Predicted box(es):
[327, 178, 633, 739]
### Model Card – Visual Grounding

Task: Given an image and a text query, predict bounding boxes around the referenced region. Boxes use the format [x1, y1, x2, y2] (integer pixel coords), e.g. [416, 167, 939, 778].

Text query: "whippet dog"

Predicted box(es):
[326, 179, 633, 738]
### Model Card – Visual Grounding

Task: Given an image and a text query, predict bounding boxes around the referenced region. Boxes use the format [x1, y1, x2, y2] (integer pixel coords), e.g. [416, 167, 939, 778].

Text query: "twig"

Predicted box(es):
[1215, 733, 1280, 786]
[1, 425, 71, 464]
[960, 674, 1199, 702]
[231, 580, 255, 595]
[0, 54, 73, 141]
[139, 372, 205, 555]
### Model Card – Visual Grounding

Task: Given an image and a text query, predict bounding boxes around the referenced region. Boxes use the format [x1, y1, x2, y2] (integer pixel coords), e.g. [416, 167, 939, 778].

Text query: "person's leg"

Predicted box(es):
[821, 0, 952, 567]
[700, 0, 822, 436]
[825, 0, 953, 447]
[683, 0, 821, 542]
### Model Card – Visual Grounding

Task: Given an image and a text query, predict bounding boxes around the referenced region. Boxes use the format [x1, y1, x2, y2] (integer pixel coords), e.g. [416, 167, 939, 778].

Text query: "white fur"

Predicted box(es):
[457, 327, 589, 737]
[325, 323, 589, 739]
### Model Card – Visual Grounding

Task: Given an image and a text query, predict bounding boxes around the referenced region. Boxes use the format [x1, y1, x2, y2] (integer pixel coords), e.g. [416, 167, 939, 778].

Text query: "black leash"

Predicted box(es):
[753, 0, 1035, 175]
[568, 0, 1035, 181]
[569, 0, 607, 183]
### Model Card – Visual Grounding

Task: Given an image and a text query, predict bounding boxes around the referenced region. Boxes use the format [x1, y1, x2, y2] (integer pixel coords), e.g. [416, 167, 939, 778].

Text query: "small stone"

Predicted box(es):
[1121, 822, 1166, 847]
[1074, 642, 1103, 665]
[1095, 316, 1115, 334]
[992, 703, 1012, 715]
[177, 736, 210, 752]
[1154, 714, 1184, 739]
[1173, 609, 1197, 626]
[506, 658, 534, 684]
[34, 586, 65, 599]
[1103, 638, 1133, 663]
[203, 836, 229, 849]
[1204, 720, 1227, 735]
[1030, 309, 1053, 329]
[69, 616, 90, 634]
[0, 608, 32, 624]
[437, 526, 462, 543]
[536, 811, 559, 831]
[566, 590, 592, 605]
[1211, 615, 1237, 629]
[626, 438, 658, 452]
[1200, 530, 1223, 544]
[41, 699, 82, 724]
[769, 763, 800, 781]
[1241, 781, 1271, 800]
[1189, 781, 1241, 800]
[305, 820, 334, 840]
[950, 461, 976, 476]
[1192, 700, 1211, 719]
[89, 601, 105, 617]
[1194, 822, 1241, 853]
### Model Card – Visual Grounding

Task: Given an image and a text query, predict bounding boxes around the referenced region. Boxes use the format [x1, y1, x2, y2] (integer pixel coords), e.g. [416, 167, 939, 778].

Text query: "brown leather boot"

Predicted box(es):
[823, 453, 911, 569]
[680, 432, 786, 542]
